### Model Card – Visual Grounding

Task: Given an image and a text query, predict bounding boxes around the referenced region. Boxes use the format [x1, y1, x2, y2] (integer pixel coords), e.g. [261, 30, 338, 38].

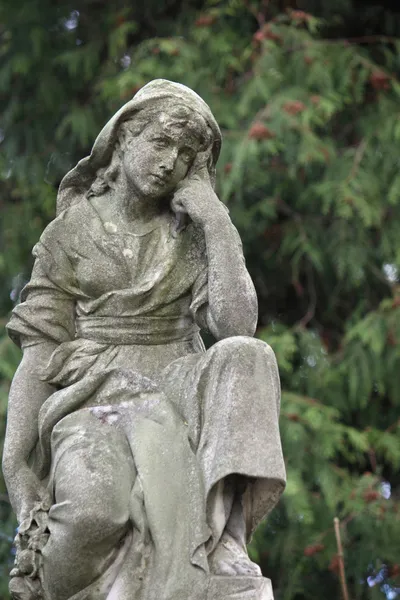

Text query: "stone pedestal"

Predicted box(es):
[207, 576, 274, 600]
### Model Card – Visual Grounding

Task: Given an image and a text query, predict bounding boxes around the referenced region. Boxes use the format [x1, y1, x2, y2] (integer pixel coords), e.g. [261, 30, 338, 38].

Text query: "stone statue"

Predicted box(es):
[2, 79, 286, 600]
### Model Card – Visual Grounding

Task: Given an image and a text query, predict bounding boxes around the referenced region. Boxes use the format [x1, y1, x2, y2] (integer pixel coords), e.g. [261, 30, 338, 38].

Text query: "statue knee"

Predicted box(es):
[48, 487, 130, 549]
[67, 502, 130, 547]
[211, 336, 276, 365]
[210, 337, 280, 408]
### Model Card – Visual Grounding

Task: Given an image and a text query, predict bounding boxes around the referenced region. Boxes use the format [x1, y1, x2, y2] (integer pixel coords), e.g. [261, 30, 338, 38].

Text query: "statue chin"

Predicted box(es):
[5, 79, 285, 600]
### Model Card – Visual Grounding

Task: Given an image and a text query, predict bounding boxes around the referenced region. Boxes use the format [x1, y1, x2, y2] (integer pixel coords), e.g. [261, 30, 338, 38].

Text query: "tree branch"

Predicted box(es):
[334, 517, 350, 600]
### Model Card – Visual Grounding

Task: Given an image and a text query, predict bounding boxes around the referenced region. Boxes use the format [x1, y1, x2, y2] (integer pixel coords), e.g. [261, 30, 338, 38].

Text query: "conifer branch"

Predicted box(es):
[285, 35, 400, 54]
[385, 418, 400, 433]
[368, 447, 377, 472]
[347, 139, 368, 182]
[299, 261, 316, 327]
[243, 0, 271, 27]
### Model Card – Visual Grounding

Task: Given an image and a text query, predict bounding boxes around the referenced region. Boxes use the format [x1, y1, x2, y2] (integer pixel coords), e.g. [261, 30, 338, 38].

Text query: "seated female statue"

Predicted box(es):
[3, 79, 286, 600]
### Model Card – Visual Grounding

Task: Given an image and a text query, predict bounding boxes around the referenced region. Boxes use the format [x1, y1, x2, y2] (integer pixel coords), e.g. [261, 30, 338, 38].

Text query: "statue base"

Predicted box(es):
[207, 576, 274, 600]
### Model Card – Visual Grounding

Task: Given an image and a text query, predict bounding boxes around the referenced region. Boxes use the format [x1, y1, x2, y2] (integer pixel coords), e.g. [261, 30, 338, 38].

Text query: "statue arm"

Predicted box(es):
[201, 212, 258, 340]
[5, 221, 78, 522]
[2, 342, 57, 522]
[174, 176, 258, 339]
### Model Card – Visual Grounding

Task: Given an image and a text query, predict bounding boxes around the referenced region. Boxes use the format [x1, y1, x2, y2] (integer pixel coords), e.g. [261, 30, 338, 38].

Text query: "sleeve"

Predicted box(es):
[189, 264, 207, 326]
[188, 220, 245, 331]
[189, 225, 209, 330]
[7, 217, 78, 349]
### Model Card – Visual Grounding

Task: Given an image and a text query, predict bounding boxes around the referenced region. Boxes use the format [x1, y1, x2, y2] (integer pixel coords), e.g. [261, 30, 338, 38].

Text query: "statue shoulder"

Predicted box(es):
[38, 199, 91, 253]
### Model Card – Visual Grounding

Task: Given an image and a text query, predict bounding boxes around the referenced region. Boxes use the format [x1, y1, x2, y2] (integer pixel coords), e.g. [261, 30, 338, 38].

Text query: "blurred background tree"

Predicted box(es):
[1, 0, 400, 598]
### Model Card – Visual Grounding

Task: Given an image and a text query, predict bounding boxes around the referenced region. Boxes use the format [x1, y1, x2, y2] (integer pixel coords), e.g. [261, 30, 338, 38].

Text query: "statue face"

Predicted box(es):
[121, 118, 203, 201]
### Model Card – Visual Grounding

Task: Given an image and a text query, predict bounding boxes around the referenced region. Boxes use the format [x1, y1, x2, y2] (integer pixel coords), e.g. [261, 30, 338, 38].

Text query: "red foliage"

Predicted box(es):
[270, 157, 286, 172]
[304, 544, 325, 557]
[369, 70, 391, 90]
[253, 25, 282, 44]
[389, 564, 400, 577]
[304, 55, 314, 65]
[392, 297, 400, 308]
[329, 554, 340, 574]
[289, 10, 313, 23]
[248, 122, 276, 140]
[293, 279, 304, 297]
[363, 490, 380, 503]
[253, 30, 265, 43]
[263, 223, 283, 246]
[387, 331, 397, 347]
[283, 100, 306, 115]
[321, 330, 331, 350]
[319, 147, 331, 162]
[286, 413, 300, 422]
[195, 15, 216, 27]
[224, 163, 232, 174]
[120, 85, 142, 100]
[310, 95, 321, 105]
[265, 29, 282, 42]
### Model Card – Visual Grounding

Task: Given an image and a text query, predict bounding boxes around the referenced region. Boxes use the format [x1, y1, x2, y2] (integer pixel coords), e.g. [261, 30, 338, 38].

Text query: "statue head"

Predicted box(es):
[87, 101, 214, 203]
[56, 80, 222, 215]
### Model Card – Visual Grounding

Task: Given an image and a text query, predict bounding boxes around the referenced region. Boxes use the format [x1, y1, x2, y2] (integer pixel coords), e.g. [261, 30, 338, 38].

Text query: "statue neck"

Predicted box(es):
[112, 174, 168, 225]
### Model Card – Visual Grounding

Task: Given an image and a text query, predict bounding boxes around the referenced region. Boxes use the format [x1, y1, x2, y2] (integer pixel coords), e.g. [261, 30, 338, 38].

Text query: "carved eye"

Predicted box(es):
[180, 148, 194, 164]
[152, 137, 169, 149]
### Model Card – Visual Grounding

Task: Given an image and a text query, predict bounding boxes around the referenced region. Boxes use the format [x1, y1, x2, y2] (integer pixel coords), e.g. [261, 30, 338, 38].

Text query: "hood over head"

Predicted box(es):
[56, 79, 222, 215]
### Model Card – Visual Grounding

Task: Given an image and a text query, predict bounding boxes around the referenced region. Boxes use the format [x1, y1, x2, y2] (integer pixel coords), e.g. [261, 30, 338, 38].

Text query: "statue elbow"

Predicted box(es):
[207, 310, 257, 340]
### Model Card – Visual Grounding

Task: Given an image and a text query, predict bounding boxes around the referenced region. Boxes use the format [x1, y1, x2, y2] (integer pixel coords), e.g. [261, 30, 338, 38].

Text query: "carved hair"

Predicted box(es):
[87, 103, 214, 198]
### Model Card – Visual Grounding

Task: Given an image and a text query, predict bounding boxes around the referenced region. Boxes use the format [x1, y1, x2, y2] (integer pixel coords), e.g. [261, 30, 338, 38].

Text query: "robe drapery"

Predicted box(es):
[7, 198, 286, 600]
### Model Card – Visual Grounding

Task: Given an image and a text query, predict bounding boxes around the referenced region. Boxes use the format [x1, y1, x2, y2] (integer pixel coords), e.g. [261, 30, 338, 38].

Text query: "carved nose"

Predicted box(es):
[160, 149, 178, 173]
[160, 163, 173, 174]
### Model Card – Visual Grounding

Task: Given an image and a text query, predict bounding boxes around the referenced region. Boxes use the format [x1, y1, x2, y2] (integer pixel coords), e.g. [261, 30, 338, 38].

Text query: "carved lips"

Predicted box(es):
[150, 173, 170, 185]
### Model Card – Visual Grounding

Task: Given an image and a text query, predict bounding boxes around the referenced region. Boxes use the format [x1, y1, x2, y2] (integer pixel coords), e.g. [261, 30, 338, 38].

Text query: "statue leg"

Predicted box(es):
[121, 400, 209, 600]
[165, 336, 285, 577]
[41, 411, 135, 600]
[207, 476, 261, 577]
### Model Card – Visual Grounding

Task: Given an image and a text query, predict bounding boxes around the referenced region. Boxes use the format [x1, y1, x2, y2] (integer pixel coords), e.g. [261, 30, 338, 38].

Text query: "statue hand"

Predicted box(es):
[171, 168, 229, 228]
[7, 466, 51, 600]
[8, 463, 52, 525]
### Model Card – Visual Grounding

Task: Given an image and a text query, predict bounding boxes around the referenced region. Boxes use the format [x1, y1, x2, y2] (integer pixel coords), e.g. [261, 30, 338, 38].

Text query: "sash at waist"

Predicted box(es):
[75, 314, 199, 345]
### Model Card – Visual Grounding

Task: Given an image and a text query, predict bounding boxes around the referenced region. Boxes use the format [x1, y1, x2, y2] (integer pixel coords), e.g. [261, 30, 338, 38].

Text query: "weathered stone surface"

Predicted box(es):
[207, 576, 274, 600]
[3, 79, 286, 600]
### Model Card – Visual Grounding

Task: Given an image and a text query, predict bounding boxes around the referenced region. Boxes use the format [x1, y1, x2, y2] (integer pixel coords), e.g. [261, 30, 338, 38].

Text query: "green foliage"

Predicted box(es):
[0, 330, 19, 596]
[1, 1, 400, 598]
